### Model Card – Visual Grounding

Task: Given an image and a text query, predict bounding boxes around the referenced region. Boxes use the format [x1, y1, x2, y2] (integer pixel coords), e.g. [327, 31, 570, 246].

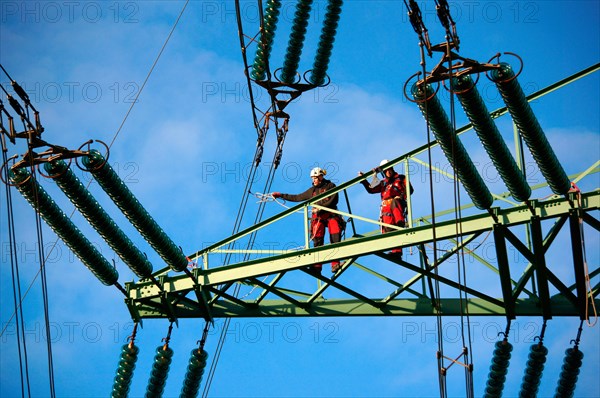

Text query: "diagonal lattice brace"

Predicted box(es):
[384, 233, 484, 304]
[255, 272, 287, 304]
[246, 276, 304, 308]
[493, 224, 516, 319]
[207, 286, 255, 309]
[511, 215, 568, 299]
[530, 216, 552, 319]
[307, 258, 358, 304]
[382, 253, 504, 308]
[125, 191, 599, 319]
[569, 209, 589, 320]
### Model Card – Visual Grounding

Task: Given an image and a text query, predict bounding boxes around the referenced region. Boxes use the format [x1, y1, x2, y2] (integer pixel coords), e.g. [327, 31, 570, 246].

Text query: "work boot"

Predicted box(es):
[331, 261, 343, 274]
[389, 248, 403, 260]
[306, 265, 322, 276]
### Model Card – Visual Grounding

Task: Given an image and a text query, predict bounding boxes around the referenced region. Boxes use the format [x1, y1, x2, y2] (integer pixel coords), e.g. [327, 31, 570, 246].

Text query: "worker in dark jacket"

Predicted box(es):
[359, 159, 414, 258]
[272, 167, 344, 274]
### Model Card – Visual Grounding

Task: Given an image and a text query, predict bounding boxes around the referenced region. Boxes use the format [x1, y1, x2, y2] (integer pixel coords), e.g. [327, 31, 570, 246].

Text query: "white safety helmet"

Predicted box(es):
[379, 159, 390, 167]
[310, 167, 326, 178]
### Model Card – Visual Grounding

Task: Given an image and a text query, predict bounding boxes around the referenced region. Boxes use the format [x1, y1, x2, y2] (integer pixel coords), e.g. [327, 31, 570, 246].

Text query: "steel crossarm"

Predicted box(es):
[125, 190, 599, 319]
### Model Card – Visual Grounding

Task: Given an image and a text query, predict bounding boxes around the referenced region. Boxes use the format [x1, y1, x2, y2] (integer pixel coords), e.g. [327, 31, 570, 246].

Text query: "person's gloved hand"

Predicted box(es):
[358, 171, 367, 184]
[271, 192, 282, 199]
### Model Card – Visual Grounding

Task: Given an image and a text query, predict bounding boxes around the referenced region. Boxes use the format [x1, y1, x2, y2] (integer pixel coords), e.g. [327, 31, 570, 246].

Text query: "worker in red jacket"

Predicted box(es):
[359, 159, 414, 258]
[272, 167, 344, 275]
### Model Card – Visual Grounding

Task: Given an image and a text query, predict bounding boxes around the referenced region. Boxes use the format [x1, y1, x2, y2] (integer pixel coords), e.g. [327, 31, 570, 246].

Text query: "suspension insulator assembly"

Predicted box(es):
[309, 0, 343, 85]
[280, 0, 314, 83]
[518, 342, 548, 397]
[453, 74, 531, 202]
[484, 339, 513, 398]
[44, 159, 153, 279]
[180, 348, 209, 398]
[9, 167, 119, 286]
[145, 345, 174, 398]
[411, 83, 494, 210]
[251, 0, 282, 81]
[111, 343, 140, 398]
[554, 347, 584, 398]
[82, 150, 188, 272]
[489, 63, 571, 196]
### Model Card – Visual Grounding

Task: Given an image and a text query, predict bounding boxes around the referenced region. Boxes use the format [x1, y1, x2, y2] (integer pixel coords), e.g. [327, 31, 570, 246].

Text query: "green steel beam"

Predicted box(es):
[377, 253, 504, 308]
[246, 276, 303, 307]
[567, 267, 600, 294]
[125, 190, 599, 319]
[129, 297, 600, 318]
[569, 209, 587, 319]
[256, 273, 288, 303]
[141, 65, 600, 321]
[354, 260, 427, 302]
[259, 284, 314, 299]
[545, 268, 579, 306]
[417, 167, 599, 223]
[182, 163, 595, 279]
[164, 163, 596, 284]
[573, 160, 600, 184]
[128, 191, 599, 298]
[511, 215, 568, 300]
[141, 64, 600, 285]
[203, 191, 598, 286]
[583, 210, 600, 231]
[206, 286, 253, 309]
[530, 216, 552, 319]
[494, 224, 516, 319]
[378, 238, 469, 303]
[307, 257, 358, 304]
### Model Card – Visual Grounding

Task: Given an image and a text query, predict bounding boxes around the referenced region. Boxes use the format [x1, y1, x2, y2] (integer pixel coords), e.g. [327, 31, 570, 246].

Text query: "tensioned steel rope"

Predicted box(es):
[404, 0, 482, 395]
[443, 42, 475, 398]
[1, 133, 31, 398]
[19, 134, 56, 398]
[202, 2, 294, 395]
[201, 125, 284, 398]
[404, 0, 447, 394]
[1, 78, 57, 397]
[198, 139, 282, 396]
[200, 118, 275, 397]
[199, 144, 264, 397]
[0, 0, 190, 333]
[412, 3, 449, 397]
[434, 3, 477, 392]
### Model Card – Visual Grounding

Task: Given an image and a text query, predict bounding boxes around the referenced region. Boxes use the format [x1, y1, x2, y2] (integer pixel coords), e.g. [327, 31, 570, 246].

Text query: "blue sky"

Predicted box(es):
[1, 1, 599, 397]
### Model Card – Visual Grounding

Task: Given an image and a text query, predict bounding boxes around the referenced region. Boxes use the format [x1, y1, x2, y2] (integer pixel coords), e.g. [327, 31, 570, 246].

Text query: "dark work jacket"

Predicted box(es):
[280, 178, 338, 210]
